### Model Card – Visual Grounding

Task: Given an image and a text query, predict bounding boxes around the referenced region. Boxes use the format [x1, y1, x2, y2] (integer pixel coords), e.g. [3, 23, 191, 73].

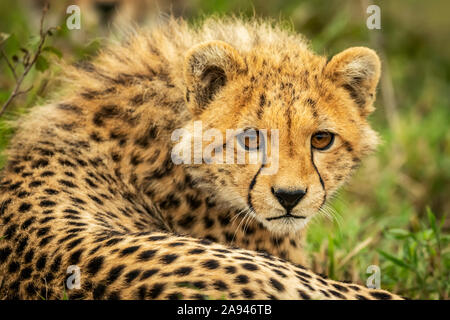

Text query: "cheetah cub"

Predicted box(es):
[0, 17, 401, 300]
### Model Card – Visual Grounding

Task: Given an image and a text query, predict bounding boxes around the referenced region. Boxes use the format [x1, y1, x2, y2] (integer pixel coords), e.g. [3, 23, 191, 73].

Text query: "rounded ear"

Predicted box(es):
[184, 40, 246, 115]
[326, 47, 381, 116]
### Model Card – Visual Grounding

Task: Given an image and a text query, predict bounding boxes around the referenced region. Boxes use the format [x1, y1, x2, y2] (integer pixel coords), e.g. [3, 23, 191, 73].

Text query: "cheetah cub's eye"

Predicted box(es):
[311, 131, 335, 151]
[237, 129, 264, 151]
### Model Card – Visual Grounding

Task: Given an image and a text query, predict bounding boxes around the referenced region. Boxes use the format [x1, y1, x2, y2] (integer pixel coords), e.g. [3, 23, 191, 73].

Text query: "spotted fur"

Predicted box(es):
[0, 17, 401, 300]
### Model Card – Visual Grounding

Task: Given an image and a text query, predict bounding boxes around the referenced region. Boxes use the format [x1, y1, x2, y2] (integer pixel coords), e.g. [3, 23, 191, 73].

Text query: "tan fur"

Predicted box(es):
[0, 17, 400, 300]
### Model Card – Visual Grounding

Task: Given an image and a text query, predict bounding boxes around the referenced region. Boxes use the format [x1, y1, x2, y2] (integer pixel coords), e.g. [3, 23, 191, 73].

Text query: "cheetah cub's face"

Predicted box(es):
[180, 40, 381, 235]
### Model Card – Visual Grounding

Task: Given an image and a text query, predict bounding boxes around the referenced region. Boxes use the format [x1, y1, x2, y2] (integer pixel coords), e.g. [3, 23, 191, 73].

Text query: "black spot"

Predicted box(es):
[140, 269, 159, 280]
[349, 285, 360, 291]
[58, 103, 82, 114]
[213, 280, 228, 291]
[125, 269, 141, 283]
[202, 259, 220, 269]
[58, 158, 76, 168]
[273, 269, 287, 278]
[161, 254, 178, 264]
[320, 290, 330, 298]
[32, 159, 49, 169]
[93, 284, 106, 299]
[88, 195, 104, 205]
[9, 181, 23, 191]
[130, 94, 145, 106]
[19, 203, 32, 213]
[44, 188, 59, 195]
[370, 291, 393, 300]
[69, 249, 84, 265]
[192, 281, 206, 289]
[87, 256, 104, 275]
[205, 235, 218, 243]
[58, 179, 77, 188]
[4, 224, 17, 240]
[93, 104, 120, 126]
[328, 289, 345, 299]
[137, 249, 157, 261]
[108, 291, 121, 300]
[36, 227, 51, 237]
[39, 200, 57, 207]
[19, 266, 33, 280]
[203, 216, 215, 229]
[70, 197, 86, 205]
[106, 265, 125, 284]
[269, 278, 285, 292]
[16, 237, 29, 254]
[218, 214, 230, 227]
[67, 238, 83, 250]
[332, 283, 349, 293]
[188, 248, 205, 255]
[296, 270, 312, 279]
[38, 235, 55, 247]
[174, 267, 192, 276]
[343, 141, 354, 153]
[177, 214, 196, 228]
[0, 199, 12, 215]
[136, 285, 147, 299]
[0, 247, 12, 264]
[120, 245, 141, 256]
[186, 194, 202, 210]
[50, 255, 62, 273]
[8, 261, 20, 273]
[29, 180, 43, 188]
[168, 242, 185, 247]
[104, 238, 121, 247]
[149, 283, 165, 299]
[168, 292, 183, 300]
[25, 283, 36, 296]
[241, 263, 258, 271]
[225, 266, 236, 274]
[134, 125, 158, 148]
[36, 254, 47, 270]
[235, 274, 249, 284]
[41, 171, 55, 177]
[111, 153, 121, 163]
[242, 288, 254, 298]
[24, 249, 34, 263]
[298, 290, 311, 299]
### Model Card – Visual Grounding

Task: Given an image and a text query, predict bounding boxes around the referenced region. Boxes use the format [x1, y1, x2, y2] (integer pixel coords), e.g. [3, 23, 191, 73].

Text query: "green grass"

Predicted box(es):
[0, 0, 448, 300]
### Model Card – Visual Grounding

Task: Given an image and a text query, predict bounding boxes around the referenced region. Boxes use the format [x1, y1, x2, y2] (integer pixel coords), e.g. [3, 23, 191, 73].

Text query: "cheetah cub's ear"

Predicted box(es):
[184, 40, 246, 115]
[326, 47, 381, 116]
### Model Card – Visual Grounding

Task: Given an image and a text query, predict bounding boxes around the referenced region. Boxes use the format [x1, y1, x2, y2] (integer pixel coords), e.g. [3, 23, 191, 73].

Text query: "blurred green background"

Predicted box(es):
[0, 0, 448, 299]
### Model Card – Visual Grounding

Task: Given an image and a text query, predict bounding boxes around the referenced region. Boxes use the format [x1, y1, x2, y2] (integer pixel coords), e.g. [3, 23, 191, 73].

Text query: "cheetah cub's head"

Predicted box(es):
[178, 40, 381, 235]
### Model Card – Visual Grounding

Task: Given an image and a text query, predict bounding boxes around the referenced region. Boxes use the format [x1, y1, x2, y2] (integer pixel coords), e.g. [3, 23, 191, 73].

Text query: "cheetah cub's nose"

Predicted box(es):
[271, 187, 307, 212]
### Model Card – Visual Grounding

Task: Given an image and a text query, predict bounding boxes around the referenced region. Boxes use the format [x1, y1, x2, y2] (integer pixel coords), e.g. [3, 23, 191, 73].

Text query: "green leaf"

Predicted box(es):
[27, 35, 41, 50]
[35, 55, 49, 72]
[427, 207, 440, 249]
[422, 229, 433, 241]
[62, 287, 69, 300]
[386, 228, 411, 239]
[327, 234, 335, 279]
[378, 249, 416, 272]
[43, 46, 62, 58]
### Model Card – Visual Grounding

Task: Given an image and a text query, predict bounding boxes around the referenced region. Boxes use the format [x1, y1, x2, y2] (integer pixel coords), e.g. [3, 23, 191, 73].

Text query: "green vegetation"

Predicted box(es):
[0, 0, 448, 299]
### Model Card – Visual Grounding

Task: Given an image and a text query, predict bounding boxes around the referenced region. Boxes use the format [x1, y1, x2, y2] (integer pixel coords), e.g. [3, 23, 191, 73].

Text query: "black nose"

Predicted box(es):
[271, 187, 307, 212]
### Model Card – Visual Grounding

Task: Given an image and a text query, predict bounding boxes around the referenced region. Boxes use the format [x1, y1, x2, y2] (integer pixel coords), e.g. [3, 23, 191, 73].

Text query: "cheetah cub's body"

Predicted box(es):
[0, 17, 400, 299]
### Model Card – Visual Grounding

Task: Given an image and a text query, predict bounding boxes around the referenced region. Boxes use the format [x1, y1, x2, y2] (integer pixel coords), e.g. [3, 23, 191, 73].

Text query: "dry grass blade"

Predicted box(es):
[337, 236, 373, 269]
